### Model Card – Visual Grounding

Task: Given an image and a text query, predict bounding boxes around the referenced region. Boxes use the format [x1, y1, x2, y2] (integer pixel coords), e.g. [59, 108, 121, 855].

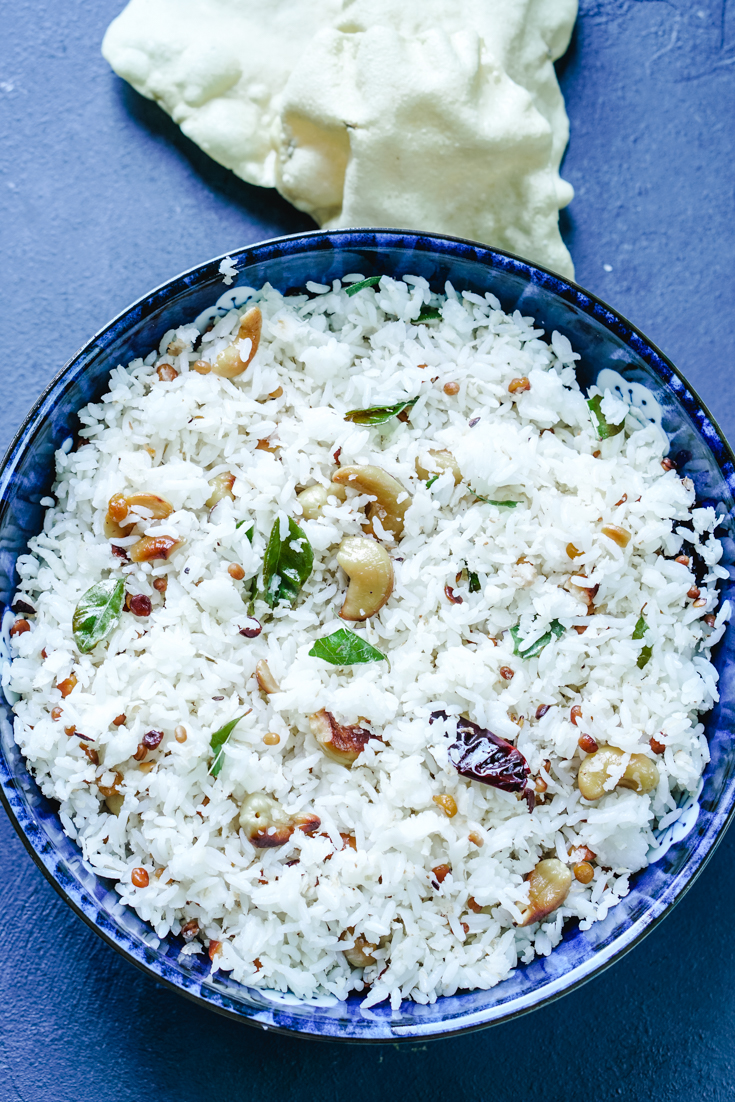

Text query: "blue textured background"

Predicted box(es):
[1, 0, 735, 1097]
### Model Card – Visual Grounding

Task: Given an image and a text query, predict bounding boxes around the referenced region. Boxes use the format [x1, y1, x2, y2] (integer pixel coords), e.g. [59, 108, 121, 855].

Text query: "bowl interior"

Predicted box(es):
[2, 230, 735, 1041]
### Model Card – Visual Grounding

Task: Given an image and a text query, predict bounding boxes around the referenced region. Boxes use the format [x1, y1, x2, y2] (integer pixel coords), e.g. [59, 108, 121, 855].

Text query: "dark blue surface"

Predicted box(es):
[4, 230, 735, 1044]
[2, 0, 735, 1097]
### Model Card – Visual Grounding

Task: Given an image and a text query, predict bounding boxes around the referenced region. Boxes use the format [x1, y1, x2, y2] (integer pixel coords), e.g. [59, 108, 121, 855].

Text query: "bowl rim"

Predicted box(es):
[2, 226, 734, 1043]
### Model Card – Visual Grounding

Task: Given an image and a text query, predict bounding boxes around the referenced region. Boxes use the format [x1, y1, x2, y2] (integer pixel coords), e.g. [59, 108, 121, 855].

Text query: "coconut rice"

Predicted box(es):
[5, 274, 730, 1008]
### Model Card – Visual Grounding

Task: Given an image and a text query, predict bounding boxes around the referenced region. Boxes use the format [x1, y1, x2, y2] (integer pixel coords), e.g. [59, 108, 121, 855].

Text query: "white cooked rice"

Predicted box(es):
[5, 274, 729, 1009]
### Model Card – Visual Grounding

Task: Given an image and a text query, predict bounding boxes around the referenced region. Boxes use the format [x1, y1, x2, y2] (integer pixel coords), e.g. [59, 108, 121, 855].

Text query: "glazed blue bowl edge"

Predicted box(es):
[2, 228, 735, 1043]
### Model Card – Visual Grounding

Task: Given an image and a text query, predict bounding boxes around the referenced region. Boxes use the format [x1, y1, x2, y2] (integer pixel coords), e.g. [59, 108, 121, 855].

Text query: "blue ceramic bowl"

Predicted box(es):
[2, 230, 734, 1042]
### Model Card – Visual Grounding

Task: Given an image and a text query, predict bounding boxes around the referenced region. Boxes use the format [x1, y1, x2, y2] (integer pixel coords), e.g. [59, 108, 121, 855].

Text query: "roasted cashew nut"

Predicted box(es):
[105, 793, 124, 816]
[340, 928, 378, 968]
[516, 858, 572, 927]
[336, 537, 393, 621]
[578, 745, 659, 801]
[206, 472, 236, 509]
[125, 492, 174, 518]
[239, 792, 290, 846]
[239, 792, 320, 848]
[296, 482, 347, 520]
[129, 536, 183, 562]
[309, 708, 377, 767]
[256, 660, 280, 694]
[332, 464, 411, 540]
[415, 449, 462, 485]
[511, 562, 538, 588]
[104, 491, 174, 538]
[213, 307, 262, 378]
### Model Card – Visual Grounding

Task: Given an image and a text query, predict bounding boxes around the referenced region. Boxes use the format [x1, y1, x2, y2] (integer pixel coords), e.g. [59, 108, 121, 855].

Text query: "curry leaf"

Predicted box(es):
[470, 489, 519, 508]
[344, 397, 419, 425]
[413, 305, 442, 322]
[344, 275, 382, 297]
[236, 520, 255, 543]
[262, 517, 313, 609]
[468, 569, 481, 594]
[72, 579, 125, 654]
[209, 711, 250, 777]
[245, 575, 257, 617]
[632, 614, 648, 641]
[587, 394, 625, 440]
[308, 628, 387, 665]
[637, 645, 653, 670]
[633, 614, 652, 667]
[511, 619, 565, 659]
[426, 475, 439, 489]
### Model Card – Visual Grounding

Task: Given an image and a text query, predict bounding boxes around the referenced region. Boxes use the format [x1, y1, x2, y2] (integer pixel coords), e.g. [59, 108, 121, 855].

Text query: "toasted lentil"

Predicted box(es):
[97, 771, 123, 798]
[57, 674, 77, 698]
[131, 867, 149, 888]
[181, 919, 199, 942]
[432, 794, 458, 818]
[601, 524, 631, 548]
[569, 844, 596, 863]
[431, 864, 451, 885]
[573, 861, 595, 884]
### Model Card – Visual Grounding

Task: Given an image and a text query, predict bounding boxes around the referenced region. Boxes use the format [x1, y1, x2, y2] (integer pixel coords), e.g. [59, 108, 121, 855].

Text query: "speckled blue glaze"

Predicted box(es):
[1, 230, 734, 1043]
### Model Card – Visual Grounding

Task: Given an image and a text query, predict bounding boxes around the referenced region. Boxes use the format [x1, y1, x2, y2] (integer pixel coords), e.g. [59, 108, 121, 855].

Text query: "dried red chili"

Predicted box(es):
[431, 712, 530, 794]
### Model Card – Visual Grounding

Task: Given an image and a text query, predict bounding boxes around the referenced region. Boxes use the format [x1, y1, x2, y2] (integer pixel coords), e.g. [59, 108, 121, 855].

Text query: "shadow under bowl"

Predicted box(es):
[1, 229, 735, 1042]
